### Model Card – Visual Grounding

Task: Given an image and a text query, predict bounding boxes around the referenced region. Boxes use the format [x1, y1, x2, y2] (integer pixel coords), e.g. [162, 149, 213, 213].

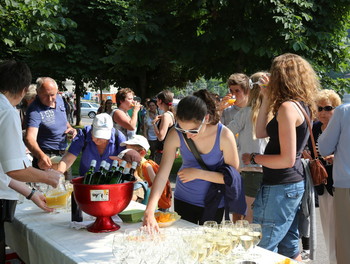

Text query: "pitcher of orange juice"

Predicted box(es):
[44, 173, 71, 210]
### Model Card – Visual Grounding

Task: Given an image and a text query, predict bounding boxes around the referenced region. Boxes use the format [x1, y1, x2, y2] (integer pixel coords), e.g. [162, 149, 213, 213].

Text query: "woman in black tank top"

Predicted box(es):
[153, 90, 175, 164]
[241, 53, 320, 261]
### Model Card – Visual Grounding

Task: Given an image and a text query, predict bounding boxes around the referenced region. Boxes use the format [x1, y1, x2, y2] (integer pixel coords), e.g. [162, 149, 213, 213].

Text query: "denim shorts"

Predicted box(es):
[252, 180, 305, 258]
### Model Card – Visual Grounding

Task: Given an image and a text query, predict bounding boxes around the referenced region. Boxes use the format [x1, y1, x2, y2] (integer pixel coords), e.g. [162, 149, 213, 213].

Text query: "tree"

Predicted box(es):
[0, 0, 75, 58]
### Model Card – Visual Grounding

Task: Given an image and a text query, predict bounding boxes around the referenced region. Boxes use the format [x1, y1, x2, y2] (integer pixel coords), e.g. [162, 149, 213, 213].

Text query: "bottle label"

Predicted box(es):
[90, 190, 109, 201]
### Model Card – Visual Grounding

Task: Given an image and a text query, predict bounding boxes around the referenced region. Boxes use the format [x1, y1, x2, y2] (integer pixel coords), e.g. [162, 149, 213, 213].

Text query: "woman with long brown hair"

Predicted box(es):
[242, 53, 319, 261]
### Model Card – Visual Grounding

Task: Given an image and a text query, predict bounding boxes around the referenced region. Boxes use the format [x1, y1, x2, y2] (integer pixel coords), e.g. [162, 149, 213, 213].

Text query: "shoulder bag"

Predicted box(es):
[293, 101, 328, 186]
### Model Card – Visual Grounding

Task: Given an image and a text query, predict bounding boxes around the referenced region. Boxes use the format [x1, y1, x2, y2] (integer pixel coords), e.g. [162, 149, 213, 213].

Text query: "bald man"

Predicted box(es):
[25, 77, 77, 170]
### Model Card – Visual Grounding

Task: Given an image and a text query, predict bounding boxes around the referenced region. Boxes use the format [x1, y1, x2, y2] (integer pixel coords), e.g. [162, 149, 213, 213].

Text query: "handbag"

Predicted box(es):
[293, 101, 328, 186]
[1, 199, 17, 222]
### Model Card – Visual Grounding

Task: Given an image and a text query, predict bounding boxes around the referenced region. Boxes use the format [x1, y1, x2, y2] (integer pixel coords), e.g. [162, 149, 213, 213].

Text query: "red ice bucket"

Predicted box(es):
[72, 177, 133, 233]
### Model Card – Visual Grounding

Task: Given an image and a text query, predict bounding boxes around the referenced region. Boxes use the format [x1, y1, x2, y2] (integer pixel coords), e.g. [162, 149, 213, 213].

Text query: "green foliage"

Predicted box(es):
[0, 0, 76, 57]
[2, 0, 349, 97]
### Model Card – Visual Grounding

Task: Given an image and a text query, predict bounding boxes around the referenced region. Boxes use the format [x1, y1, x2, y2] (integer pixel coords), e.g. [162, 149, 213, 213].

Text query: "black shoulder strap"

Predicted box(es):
[182, 133, 209, 170]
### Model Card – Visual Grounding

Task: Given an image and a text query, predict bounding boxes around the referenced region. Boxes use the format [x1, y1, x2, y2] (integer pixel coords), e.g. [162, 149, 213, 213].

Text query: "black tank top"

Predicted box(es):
[156, 111, 174, 151]
[263, 102, 310, 185]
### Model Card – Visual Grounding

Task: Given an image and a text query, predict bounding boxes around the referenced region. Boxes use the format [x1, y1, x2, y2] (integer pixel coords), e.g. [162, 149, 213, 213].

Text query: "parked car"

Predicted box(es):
[80, 102, 99, 118]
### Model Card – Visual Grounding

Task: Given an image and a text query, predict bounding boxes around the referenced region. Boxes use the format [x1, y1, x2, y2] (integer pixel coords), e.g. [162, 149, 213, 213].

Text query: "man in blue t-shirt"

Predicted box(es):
[25, 77, 77, 170]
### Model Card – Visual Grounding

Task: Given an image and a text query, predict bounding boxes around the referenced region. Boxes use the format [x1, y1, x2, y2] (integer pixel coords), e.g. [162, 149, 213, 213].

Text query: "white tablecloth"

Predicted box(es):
[5, 201, 295, 264]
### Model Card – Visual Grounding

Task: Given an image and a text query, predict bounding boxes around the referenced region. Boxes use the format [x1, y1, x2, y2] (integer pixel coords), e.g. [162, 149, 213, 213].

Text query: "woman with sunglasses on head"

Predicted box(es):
[143, 89, 240, 230]
[242, 53, 319, 261]
[306, 89, 340, 264]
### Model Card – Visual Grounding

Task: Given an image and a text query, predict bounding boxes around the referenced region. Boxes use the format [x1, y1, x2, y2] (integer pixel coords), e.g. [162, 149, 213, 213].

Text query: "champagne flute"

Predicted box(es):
[248, 223, 262, 259]
[112, 234, 129, 262]
[249, 224, 262, 248]
[203, 221, 218, 234]
[239, 226, 254, 260]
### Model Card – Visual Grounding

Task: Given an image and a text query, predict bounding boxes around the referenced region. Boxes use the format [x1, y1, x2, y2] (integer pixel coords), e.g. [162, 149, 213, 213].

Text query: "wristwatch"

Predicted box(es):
[250, 153, 259, 165]
[26, 188, 36, 200]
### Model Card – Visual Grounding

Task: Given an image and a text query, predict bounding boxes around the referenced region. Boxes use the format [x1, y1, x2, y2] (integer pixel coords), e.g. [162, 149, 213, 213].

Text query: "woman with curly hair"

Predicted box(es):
[242, 53, 320, 261]
[309, 89, 341, 264]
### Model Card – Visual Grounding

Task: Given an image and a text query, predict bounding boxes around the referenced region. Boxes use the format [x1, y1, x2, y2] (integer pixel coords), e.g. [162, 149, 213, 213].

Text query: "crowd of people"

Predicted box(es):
[1, 52, 350, 264]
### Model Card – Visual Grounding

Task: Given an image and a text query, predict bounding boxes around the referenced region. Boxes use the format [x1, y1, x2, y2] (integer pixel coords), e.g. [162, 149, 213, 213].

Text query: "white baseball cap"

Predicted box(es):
[120, 135, 150, 151]
[92, 113, 113, 140]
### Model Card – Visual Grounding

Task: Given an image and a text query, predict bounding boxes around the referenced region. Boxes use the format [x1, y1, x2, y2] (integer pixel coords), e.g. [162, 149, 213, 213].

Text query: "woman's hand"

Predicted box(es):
[259, 74, 270, 98]
[178, 168, 201, 183]
[133, 101, 142, 112]
[323, 154, 334, 164]
[31, 192, 54, 213]
[152, 115, 162, 125]
[142, 209, 159, 233]
[242, 153, 252, 165]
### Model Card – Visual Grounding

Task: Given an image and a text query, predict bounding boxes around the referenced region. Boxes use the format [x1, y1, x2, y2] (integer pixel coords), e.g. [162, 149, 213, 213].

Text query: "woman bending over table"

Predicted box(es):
[143, 89, 242, 231]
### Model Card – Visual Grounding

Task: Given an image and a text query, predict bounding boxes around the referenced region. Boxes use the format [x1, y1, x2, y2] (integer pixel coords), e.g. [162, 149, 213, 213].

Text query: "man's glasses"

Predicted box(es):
[318, 106, 335, 112]
[175, 117, 206, 134]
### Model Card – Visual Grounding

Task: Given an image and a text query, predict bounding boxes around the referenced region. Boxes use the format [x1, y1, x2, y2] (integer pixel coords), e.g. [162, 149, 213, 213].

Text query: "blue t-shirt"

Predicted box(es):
[68, 126, 126, 176]
[174, 123, 225, 207]
[26, 95, 68, 151]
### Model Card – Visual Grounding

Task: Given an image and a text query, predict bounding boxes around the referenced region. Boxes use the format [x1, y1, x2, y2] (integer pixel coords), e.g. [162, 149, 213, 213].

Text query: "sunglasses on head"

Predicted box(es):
[318, 106, 335, 112]
[175, 117, 206, 134]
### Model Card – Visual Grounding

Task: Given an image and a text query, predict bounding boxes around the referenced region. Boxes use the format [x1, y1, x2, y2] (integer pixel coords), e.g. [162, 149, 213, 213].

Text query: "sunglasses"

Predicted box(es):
[318, 106, 335, 112]
[175, 117, 206, 134]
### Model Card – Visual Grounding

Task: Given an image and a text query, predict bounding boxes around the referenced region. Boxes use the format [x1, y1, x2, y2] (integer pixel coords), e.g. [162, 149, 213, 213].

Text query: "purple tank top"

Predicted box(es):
[174, 123, 225, 207]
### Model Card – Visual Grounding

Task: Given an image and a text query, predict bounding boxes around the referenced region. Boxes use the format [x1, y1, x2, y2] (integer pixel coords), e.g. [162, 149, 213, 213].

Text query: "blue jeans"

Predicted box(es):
[253, 181, 305, 259]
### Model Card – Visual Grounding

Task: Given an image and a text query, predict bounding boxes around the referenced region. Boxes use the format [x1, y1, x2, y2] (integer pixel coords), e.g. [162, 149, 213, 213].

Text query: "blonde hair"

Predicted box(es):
[23, 84, 37, 102]
[268, 53, 320, 118]
[249, 72, 266, 138]
[316, 89, 341, 107]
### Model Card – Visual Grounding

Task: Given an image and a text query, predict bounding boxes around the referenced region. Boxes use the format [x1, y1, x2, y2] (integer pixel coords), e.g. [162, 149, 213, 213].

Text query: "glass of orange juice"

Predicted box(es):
[228, 96, 236, 106]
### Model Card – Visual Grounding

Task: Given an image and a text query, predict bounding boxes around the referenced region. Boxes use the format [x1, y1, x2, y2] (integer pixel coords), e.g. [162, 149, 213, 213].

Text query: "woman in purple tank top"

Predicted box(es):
[143, 89, 240, 231]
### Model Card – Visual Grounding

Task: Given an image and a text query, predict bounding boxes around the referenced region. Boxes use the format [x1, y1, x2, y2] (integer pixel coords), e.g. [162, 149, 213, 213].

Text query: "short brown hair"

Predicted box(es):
[116, 88, 134, 107]
[227, 73, 250, 95]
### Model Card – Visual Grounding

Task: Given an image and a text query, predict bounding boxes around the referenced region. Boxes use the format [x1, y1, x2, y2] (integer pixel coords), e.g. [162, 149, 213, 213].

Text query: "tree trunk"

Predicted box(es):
[74, 78, 83, 126]
[137, 71, 147, 100]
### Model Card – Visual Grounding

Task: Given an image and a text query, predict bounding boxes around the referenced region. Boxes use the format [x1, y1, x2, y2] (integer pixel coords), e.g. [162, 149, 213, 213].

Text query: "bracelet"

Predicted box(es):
[26, 188, 36, 200]
[250, 153, 259, 165]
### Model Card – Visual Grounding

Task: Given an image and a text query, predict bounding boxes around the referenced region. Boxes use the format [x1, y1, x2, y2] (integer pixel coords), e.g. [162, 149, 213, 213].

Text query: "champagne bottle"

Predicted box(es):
[109, 160, 127, 184]
[90, 160, 106, 185]
[122, 161, 137, 182]
[105, 160, 118, 183]
[98, 163, 110, 184]
[83, 160, 97, 184]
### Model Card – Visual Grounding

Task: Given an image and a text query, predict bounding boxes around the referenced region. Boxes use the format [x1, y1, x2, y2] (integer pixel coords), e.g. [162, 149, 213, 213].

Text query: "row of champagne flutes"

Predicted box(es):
[111, 220, 262, 264]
